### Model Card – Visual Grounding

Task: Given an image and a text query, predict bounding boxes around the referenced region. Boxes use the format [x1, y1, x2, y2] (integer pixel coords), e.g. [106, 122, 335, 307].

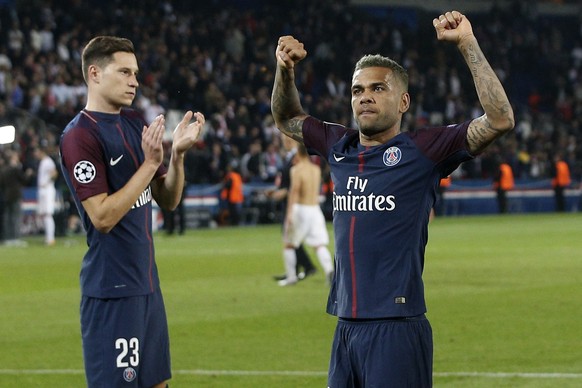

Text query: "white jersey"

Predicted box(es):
[37, 155, 56, 188]
[37, 155, 57, 215]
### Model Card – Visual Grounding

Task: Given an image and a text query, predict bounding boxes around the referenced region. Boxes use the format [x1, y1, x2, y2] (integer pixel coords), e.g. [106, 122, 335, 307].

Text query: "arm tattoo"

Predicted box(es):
[287, 118, 304, 142]
[461, 39, 514, 153]
[467, 119, 503, 153]
[271, 67, 305, 142]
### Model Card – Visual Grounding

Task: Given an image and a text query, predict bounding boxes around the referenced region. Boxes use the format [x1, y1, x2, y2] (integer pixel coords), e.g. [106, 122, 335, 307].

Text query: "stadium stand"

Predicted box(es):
[1, 0, 581, 236]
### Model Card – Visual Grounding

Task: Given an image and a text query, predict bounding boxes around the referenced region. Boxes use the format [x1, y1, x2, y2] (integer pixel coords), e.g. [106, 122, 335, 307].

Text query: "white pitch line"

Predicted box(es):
[434, 372, 582, 379]
[175, 369, 326, 376]
[0, 369, 581, 379]
[0, 369, 84, 375]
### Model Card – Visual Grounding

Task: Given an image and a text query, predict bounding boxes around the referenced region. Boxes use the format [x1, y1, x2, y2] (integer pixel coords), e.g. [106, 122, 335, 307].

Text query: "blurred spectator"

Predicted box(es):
[550, 152, 572, 211]
[219, 163, 244, 226]
[435, 175, 452, 216]
[493, 159, 515, 214]
[34, 146, 58, 245]
[0, 0, 580, 205]
[240, 139, 264, 182]
[163, 188, 186, 235]
[208, 142, 230, 184]
[260, 141, 283, 183]
[0, 150, 28, 246]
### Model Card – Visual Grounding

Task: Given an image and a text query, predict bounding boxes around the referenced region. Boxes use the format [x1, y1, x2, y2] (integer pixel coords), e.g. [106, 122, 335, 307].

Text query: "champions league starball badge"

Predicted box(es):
[73, 160, 96, 183]
[383, 146, 402, 167]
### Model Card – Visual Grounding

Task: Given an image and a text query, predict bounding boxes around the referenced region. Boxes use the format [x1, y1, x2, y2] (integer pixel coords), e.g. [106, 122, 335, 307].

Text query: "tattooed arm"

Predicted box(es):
[433, 11, 515, 155]
[271, 36, 310, 143]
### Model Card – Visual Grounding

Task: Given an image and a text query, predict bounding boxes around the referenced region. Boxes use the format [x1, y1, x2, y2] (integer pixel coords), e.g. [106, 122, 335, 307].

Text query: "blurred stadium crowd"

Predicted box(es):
[0, 0, 581, 194]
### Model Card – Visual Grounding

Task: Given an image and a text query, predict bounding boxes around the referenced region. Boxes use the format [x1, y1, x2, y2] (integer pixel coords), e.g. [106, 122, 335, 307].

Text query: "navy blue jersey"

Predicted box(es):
[303, 116, 473, 318]
[60, 109, 167, 298]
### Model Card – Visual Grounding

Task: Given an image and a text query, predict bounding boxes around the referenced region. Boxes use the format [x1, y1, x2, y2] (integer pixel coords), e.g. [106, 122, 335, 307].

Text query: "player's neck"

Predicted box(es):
[359, 128, 401, 147]
[85, 95, 123, 114]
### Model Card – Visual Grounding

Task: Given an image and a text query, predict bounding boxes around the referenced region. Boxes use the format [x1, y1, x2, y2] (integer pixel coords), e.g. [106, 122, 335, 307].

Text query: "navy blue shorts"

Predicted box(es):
[328, 315, 433, 388]
[80, 289, 171, 387]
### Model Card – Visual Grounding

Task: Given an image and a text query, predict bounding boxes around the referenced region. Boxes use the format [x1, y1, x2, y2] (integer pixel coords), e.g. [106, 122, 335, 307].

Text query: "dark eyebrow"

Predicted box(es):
[119, 66, 139, 75]
[370, 81, 387, 88]
[351, 81, 387, 91]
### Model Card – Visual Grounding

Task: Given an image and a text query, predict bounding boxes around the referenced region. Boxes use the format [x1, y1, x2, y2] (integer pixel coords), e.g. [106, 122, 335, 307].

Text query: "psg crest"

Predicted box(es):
[123, 367, 137, 382]
[383, 146, 402, 167]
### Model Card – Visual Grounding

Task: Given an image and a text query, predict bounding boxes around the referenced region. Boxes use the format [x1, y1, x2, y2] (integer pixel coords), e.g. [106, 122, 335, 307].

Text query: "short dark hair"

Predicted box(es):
[81, 36, 135, 83]
[354, 54, 408, 90]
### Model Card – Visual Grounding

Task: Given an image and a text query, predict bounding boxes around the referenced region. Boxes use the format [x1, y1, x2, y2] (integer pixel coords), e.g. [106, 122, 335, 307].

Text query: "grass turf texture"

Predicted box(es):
[0, 213, 580, 387]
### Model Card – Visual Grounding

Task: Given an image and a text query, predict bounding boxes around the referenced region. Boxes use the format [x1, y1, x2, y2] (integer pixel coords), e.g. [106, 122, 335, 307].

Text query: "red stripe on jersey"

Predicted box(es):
[116, 123, 140, 168]
[349, 215, 357, 318]
[145, 209, 155, 292]
[358, 149, 367, 172]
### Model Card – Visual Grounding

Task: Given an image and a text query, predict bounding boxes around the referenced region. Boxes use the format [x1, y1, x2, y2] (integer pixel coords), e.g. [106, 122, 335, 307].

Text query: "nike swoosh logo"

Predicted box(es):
[110, 155, 124, 166]
[333, 154, 345, 162]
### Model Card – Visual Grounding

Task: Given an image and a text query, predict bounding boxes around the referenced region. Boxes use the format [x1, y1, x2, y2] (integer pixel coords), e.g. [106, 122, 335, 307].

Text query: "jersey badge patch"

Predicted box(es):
[383, 146, 402, 167]
[123, 367, 137, 382]
[73, 161, 96, 183]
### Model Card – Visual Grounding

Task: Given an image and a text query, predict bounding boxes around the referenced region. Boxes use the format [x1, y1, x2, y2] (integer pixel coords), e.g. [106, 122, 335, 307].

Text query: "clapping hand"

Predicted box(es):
[172, 111, 205, 155]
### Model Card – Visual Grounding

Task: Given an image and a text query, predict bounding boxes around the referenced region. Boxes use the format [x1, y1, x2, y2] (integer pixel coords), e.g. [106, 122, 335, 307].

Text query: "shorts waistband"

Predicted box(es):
[339, 314, 426, 323]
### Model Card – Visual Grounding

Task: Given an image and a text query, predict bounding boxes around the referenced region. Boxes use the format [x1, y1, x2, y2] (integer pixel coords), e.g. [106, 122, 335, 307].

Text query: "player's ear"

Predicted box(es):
[399, 92, 410, 113]
[88, 64, 100, 83]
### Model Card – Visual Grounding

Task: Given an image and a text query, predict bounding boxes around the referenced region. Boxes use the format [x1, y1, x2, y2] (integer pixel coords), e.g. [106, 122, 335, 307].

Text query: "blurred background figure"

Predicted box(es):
[162, 141, 186, 235]
[162, 188, 186, 235]
[34, 146, 58, 245]
[219, 163, 244, 226]
[278, 144, 334, 287]
[493, 159, 515, 214]
[435, 175, 452, 217]
[267, 134, 317, 282]
[550, 152, 571, 212]
[1, 149, 28, 246]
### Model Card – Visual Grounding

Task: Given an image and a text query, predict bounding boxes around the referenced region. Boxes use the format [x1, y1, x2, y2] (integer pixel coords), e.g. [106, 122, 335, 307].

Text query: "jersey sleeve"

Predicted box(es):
[411, 120, 474, 177]
[302, 116, 353, 159]
[60, 125, 110, 202]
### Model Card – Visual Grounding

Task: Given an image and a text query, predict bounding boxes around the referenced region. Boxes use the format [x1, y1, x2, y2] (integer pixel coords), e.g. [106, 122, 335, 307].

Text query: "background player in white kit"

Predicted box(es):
[279, 143, 334, 286]
[34, 146, 58, 245]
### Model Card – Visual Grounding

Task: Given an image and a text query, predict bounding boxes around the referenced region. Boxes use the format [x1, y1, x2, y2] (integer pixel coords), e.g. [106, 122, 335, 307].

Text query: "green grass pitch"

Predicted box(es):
[0, 213, 581, 387]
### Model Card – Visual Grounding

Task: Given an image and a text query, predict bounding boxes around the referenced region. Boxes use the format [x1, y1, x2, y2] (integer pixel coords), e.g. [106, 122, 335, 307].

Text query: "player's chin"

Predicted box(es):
[119, 97, 135, 107]
[358, 124, 383, 137]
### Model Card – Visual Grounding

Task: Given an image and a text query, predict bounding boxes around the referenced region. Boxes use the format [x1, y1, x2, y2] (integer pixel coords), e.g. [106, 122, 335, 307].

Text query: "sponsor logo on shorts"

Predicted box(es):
[123, 367, 137, 382]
